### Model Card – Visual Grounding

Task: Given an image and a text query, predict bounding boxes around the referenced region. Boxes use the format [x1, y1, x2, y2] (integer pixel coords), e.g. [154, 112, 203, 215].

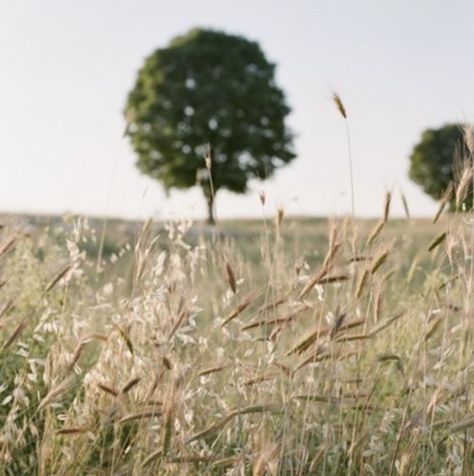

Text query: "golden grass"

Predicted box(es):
[0, 193, 473, 474]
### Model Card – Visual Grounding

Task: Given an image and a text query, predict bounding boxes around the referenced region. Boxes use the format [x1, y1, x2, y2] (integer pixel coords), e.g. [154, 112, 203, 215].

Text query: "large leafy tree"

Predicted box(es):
[409, 123, 471, 209]
[124, 28, 296, 224]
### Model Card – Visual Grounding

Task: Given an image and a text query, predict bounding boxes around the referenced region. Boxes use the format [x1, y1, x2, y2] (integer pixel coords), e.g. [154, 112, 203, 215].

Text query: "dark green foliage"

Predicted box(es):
[409, 124, 470, 209]
[124, 28, 296, 223]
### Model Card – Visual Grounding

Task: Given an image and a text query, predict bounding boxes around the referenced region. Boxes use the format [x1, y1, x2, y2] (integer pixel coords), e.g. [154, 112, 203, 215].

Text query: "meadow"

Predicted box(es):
[0, 197, 473, 475]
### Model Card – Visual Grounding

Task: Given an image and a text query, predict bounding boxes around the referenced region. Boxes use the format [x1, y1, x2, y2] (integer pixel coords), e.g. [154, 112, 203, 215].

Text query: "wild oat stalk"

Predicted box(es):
[332, 92, 355, 219]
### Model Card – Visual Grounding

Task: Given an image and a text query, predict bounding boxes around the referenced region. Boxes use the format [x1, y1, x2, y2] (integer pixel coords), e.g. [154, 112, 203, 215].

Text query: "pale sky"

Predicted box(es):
[1, 0, 473, 221]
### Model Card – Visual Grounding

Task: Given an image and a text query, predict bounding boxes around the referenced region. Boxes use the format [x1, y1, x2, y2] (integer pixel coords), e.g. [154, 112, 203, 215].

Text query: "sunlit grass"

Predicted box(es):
[0, 201, 472, 474]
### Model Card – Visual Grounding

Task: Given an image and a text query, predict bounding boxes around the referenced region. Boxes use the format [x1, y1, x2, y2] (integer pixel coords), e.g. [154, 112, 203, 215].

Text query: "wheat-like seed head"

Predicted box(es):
[331, 92, 347, 119]
[463, 123, 474, 155]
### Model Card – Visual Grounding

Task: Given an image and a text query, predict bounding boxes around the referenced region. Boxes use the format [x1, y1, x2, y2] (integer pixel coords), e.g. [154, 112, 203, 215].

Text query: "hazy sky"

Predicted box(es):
[1, 0, 473, 221]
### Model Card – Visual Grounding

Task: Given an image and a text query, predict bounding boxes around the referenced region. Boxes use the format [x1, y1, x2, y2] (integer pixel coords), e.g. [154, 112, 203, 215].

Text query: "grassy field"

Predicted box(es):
[0, 206, 473, 475]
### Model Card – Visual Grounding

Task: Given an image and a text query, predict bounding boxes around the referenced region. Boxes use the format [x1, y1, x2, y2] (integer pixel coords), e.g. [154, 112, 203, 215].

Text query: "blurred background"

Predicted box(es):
[1, 0, 473, 222]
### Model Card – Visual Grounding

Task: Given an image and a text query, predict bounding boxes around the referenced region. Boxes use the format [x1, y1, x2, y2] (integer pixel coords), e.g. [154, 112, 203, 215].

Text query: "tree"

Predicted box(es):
[409, 123, 472, 209]
[124, 28, 296, 224]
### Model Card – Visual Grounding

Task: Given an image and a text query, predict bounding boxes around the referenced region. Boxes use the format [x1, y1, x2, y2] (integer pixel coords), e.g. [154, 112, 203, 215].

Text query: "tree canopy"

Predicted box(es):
[409, 123, 472, 209]
[124, 28, 296, 223]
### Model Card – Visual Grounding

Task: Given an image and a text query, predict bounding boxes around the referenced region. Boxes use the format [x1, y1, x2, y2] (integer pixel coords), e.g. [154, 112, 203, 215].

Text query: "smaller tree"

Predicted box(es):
[409, 123, 472, 209]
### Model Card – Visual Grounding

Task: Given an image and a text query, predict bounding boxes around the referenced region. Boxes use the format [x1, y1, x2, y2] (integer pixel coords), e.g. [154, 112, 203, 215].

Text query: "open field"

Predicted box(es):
[0, 209, 473, 475]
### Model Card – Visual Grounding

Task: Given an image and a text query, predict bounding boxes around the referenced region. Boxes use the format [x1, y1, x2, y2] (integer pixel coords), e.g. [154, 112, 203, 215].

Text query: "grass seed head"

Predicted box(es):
[332, 92, 347, 119]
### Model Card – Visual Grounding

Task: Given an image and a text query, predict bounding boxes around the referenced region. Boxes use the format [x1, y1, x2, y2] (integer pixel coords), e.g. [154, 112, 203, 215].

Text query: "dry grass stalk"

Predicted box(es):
[438, 273, 459, 290]
[286, 331, 323, 356]
[367, 219, 385, 246]
[236, 404, 280, 415]
[56, 428, 88, 435]
[143, 399, 163, 407]
[167, 455, 213, 464]
[294, 394, 350, 404]
[424, 317, 443, 341]
[188, 404, 278, 443]
[168, 309, 188, 340]
[268, 323, 285, 341]
[2, 315, 28, 352]
[331, 92, 347, 119]
[328, 317, 366, 335]
[144, 371, 164, 402]
[455, 165, 472, 208]
[292, 350, 356, 374]
[368, 313, 404, 337]
[334, 333, 370, 342]
[134, 234, 160, 283]
[295, 394, 376, 411]
[370, 248, 391, 275]
[400, 190, 411, 219]
[308, 447, 326, 473]
[198, 365, 227, 377]
[355, 269, 369, 298]
[257, 296, 288, 315]
[383, 191, 391, 223]
[425, 387, 444, 418]
[119, 411, 161, 424]
[292, 350, 328, 373]
[68, 341, 88, 371]
[162, 385, 177, 456]
[187, 413, 235, 443]
[162, 356, 172, 370]
[38, 377, 75, 411]
[297, 268, 329, 300]
[298, 232, 340, 300]
[241, 302, 308, 331]
[287, 318, 365, 355]
[241, 314, 303, 332]
[377, 354, 401, 363]
[463, 123, 474, 154]
[244, 375, 274, 386]
[329, 312, 347, 338]
[113, 324, 134, 355]
[134, 218, 153, 250]
[97, 383, 119, 397]
[373, 286, 383, 323]
[0, 235, 17, 258]
[275, 207, 284, 228]
[225, 260, 237, 293]
[121, 376, 141, 394]
[89, 333, 109, 342]
[220, 294, 253, 327]
[316, 274, 348, 284]
[428, 231, 447, 252]
[0, 299, 14, 320]
[331, 94, 356, 219]
[433, 183, 453, 223]
[45, 264, 72, 292]
[204, 143, 212, 170]
[142, 449, 162, 468]
[212, 456, 240, 468]
[323, 226, 339, 270]
[349, 255, 371, 263]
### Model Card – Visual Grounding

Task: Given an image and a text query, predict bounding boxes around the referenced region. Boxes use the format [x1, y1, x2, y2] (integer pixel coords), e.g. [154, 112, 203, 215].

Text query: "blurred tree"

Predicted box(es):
[409, 123, 472, 209]
[124, 28, 296, 224]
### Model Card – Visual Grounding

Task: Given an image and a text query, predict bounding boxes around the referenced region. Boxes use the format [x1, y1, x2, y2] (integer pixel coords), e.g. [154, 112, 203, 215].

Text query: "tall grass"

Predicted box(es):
[0, 183, 473, 474]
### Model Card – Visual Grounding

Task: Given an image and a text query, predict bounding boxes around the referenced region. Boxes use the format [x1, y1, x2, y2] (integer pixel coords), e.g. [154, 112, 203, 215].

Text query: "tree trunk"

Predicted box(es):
[206, 195, 215, 225]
